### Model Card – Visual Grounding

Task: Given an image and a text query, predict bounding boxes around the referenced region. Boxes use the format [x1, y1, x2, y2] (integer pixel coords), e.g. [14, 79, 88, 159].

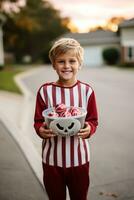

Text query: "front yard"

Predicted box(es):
[0, 67, 24, 94]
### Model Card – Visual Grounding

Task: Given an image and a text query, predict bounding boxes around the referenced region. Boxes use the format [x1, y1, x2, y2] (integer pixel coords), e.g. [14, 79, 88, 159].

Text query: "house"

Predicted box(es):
[62, 18, 134, 67]
[119, 18, 134, 64]
[63, 31, 120, 67]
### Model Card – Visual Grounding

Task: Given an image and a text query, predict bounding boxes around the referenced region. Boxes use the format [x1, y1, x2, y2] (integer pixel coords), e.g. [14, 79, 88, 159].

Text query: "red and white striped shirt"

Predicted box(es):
[34, 80, 98, 168]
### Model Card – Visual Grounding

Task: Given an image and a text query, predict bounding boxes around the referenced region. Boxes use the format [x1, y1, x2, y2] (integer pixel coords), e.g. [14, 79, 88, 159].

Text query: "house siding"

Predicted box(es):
[120, 27, 134, 63]
[121, 28, 134, 46]
[83, 44, 120, 67]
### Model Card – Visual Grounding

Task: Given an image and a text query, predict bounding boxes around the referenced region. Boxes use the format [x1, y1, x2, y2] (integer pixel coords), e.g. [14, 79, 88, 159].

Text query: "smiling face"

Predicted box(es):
[53, 50, 80, 86]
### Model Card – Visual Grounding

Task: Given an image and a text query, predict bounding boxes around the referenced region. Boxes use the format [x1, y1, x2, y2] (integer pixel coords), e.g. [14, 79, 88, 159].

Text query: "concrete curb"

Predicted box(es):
[14, 67, 44, 97]
[13, 68, 45, 186]
[0, 68, 46, 186]
[0, 112, 43, 186]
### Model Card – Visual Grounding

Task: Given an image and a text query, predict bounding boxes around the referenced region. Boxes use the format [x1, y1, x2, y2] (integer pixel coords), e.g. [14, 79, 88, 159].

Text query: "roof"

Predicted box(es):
[119, 18, 134, 28]
[62, 30, 120, 46]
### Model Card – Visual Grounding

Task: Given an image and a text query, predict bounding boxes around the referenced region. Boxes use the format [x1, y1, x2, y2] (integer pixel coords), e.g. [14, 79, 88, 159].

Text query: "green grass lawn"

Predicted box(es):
[0, 68, 23, 94]
[0, 64, 42, 94]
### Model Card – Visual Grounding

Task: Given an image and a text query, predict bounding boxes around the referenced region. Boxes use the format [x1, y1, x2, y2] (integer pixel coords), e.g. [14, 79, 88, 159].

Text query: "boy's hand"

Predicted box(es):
[39, 123, 56, 139]
[77, 122, 91, 139]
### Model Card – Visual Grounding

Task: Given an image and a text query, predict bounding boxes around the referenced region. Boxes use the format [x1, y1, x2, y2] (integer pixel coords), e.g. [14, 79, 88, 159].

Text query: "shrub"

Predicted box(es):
[102, 48, 120, 65]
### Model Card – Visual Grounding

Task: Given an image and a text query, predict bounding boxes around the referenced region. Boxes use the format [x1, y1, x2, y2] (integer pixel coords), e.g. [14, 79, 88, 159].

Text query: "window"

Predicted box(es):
[125, 46, 134, 62]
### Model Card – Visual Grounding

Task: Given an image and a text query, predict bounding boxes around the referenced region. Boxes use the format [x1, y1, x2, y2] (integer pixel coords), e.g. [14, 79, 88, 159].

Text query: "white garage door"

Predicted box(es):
[83, 46, 103, 67]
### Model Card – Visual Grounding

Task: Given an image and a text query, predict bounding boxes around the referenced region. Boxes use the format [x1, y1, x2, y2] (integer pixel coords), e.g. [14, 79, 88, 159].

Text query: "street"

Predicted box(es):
[21, 66, 134, 200]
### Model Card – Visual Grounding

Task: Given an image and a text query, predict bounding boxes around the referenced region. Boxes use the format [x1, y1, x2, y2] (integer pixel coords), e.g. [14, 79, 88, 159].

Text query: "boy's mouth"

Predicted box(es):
[62, 70, 72, 74]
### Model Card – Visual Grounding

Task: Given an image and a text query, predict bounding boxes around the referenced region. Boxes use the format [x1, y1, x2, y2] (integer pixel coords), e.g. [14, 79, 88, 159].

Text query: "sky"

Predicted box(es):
[49, 0, 134, 32]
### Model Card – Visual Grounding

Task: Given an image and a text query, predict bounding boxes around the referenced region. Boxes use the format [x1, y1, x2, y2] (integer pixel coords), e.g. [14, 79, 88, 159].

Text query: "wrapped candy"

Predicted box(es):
[48, 111, 59, 117]
[55, 103, 67, 114]
[68, 107, 82, 116]
[48, 103, 82, 118]
[59, 110, 72, 117]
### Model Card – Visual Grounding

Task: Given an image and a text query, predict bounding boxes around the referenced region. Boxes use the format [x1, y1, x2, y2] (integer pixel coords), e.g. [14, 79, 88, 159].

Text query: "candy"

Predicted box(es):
[48, 103, 82, 118]
[55, 103, 67, 113]
[48, 111, 59, 117]
[68, 107, 82, 116]
[59, 110, 72, 117]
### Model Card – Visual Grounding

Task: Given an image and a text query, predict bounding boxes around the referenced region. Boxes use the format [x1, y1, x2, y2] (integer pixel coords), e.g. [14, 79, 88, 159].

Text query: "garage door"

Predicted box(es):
[83, 46, 103, 67]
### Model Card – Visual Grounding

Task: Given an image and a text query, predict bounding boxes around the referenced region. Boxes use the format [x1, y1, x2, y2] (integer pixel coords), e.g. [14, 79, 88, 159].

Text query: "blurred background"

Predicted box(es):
[0, 0, 134, 68]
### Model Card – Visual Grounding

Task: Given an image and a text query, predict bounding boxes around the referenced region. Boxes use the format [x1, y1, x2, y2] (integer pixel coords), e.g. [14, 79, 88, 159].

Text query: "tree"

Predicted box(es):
[89, 16, 125, 32]
[3, 0, 70, 63]
[62, 17, 78, 33]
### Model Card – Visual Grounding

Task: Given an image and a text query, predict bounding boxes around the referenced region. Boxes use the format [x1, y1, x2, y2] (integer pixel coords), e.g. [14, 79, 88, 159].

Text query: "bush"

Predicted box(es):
[0, 65, 4, 70]
[102, 48, 120, 65]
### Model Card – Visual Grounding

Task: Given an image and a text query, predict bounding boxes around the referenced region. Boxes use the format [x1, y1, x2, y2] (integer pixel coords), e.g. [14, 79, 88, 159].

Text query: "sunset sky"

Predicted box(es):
[49, 0, 134, 32]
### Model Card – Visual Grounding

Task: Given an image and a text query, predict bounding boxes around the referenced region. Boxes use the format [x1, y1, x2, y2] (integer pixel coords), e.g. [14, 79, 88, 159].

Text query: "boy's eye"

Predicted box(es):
[57, 59, 77, 64]
[57, 60, 64, 63]
[69, 60, 76, 63]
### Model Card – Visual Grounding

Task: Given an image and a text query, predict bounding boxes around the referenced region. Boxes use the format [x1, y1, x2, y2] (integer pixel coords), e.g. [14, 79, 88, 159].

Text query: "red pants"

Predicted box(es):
[42, 162, 89, 200]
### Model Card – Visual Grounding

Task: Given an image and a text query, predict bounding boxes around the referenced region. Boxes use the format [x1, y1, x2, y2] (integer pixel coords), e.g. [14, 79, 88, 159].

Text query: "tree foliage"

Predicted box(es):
[3, 0, 70, 63]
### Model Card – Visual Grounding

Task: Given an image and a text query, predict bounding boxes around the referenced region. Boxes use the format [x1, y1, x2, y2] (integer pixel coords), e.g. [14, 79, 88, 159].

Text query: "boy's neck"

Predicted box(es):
[56, 79, 78, 87]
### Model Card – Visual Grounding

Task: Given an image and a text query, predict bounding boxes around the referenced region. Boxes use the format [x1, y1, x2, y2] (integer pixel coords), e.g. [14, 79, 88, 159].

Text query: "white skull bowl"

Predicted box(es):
[42, 107, 87, 137]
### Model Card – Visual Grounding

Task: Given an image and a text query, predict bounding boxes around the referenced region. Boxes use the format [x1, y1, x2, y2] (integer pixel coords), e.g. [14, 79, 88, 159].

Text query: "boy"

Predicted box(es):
[34, 38, 98, 200]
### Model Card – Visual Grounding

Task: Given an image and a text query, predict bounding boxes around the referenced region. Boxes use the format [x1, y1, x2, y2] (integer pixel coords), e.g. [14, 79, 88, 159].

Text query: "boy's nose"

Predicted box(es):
[64, 62, 70, 67]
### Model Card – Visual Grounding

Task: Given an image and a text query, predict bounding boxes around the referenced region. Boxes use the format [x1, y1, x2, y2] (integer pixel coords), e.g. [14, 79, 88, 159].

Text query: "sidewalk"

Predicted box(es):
[0, 90, 44, 184]
[0, 91, 23, 128]
[0, 87, 48, 198]
[0, 120, 48, 200]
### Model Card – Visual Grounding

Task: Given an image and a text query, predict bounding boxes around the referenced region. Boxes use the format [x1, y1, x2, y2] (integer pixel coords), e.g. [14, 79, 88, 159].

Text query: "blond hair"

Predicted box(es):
[49, 38, 84, 65]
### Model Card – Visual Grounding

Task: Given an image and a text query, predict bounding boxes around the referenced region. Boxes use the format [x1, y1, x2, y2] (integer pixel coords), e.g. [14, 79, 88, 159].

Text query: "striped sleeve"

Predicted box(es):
[34, 86, 46, 137]
[86, 89, 98, 137]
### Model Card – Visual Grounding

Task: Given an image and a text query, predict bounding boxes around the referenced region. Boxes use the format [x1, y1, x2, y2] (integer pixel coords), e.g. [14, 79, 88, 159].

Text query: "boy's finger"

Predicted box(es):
[44, 133, 56, 138]
[79, 127, 88, 132]
[77, 132, 89, 139]
[44, 129, 53, 134]
[43, 122, 48, 128]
